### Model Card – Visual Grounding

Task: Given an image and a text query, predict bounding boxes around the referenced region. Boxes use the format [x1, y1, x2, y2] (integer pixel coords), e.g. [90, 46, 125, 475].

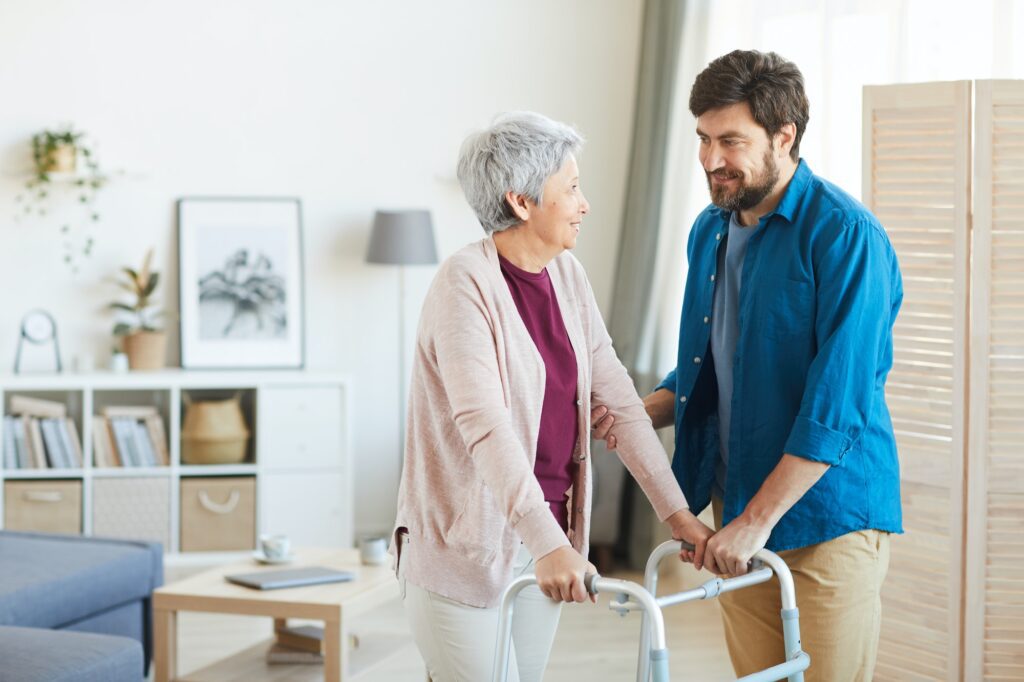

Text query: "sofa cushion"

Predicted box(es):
[0, 531, 162, 630]
[0, 625, 142, 682]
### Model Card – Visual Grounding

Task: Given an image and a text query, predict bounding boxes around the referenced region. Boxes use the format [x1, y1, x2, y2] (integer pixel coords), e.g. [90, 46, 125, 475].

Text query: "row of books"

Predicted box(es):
[92, 407, 169, 468]
[2, 415, 83, 469]
[1, 394, 169, 470]
[2, 395, 83, 469]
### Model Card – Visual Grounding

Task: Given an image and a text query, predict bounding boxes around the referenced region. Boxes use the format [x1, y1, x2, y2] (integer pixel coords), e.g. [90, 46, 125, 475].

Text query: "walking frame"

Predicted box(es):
[492, 540, 810, 682]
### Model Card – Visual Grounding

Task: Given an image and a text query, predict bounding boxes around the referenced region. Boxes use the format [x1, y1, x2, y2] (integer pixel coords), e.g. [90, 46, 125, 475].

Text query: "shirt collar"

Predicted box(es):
[707, 158, 812, 225]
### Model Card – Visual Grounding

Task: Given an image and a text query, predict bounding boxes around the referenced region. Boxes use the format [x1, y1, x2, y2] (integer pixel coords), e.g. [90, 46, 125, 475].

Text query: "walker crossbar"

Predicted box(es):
[634, 541, 809, 682]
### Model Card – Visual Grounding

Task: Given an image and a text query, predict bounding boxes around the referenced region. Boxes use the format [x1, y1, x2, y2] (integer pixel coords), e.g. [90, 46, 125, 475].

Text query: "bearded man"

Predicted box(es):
[594, 50, 904, 682]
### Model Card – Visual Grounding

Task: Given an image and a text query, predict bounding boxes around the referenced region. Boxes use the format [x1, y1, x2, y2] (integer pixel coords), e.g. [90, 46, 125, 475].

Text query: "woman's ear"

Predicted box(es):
[505, 191, 531, 222]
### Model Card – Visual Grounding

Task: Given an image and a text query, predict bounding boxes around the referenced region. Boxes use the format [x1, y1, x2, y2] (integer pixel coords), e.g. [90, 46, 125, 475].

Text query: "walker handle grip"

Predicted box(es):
[584, 572, 600, 595]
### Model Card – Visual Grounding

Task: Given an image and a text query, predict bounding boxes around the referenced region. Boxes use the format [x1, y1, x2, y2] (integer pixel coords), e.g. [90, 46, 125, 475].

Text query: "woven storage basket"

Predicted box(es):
[181, 394, 251, 464]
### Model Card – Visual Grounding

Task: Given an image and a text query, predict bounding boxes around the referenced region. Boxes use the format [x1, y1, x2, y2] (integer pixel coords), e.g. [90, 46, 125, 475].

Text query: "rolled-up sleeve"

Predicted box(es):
[783, 220, 899, 465]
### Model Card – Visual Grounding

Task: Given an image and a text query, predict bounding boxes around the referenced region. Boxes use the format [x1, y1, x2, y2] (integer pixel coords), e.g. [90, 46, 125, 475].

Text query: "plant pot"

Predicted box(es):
[123, 331, 167, 370]
[46, 143, 77, 174]
[181, 395, 251, 465]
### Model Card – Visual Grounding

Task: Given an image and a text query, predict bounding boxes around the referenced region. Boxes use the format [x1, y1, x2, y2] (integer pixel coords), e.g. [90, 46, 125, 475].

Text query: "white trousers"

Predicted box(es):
[399, 542, 562, 682]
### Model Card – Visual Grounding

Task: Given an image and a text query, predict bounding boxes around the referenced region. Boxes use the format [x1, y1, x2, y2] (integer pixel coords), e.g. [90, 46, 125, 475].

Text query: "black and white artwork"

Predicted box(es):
[178, 198, 304, 368]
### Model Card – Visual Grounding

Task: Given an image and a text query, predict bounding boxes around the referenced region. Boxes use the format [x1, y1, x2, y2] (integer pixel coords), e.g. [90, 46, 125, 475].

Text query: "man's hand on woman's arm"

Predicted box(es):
[591, 388, 677, 450]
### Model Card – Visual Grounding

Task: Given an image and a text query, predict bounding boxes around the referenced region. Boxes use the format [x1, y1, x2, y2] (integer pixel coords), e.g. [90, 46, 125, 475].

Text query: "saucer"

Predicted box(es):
[253, 550, 295, 565]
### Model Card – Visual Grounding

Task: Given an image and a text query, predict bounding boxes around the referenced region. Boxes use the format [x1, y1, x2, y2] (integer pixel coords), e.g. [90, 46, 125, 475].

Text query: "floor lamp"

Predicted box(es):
[365, 209, 438, 476]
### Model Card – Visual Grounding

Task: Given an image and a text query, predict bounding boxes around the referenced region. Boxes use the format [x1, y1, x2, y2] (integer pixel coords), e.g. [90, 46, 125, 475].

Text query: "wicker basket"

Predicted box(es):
[181, 394, 250, 465]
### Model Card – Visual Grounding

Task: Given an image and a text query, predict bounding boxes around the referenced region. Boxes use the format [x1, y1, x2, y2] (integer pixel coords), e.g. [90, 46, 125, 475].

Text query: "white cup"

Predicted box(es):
[359, 536, 388, 566]
[110, 352, 129, 373]
[260, 534, 291, 560]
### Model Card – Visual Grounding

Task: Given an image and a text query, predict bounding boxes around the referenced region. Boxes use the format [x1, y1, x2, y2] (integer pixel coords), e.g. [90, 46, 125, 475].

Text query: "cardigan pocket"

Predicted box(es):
[442, 483, 502, 567]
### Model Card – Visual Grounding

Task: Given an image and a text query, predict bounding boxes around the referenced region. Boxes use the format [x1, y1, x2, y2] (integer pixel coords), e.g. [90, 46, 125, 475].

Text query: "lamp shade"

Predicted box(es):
[365, 209, 438, 265]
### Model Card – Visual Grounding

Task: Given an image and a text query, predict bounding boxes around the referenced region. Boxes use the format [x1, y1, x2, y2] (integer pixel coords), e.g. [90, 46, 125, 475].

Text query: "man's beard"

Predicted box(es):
[706, 149, 780, 212]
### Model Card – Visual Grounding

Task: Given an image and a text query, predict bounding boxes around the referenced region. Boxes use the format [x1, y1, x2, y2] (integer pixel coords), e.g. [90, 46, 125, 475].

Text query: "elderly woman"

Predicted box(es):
[391, 111, 713, 682]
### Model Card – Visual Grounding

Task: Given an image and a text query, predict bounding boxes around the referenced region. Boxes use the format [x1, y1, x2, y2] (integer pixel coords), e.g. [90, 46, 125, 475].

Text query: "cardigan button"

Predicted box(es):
[715, 232, 723, 241]
[576, 508, 584, 514]
[576, 399, 582, 406]
[703, 316, 710, 324]
[680, 395, 687, 403]
[693, 356, 702, 364]
[710, 274, 716, 282]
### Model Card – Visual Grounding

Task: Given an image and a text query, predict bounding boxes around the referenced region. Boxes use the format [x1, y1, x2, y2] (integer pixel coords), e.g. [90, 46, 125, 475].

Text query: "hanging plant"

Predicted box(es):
[13, 126, 106, 272]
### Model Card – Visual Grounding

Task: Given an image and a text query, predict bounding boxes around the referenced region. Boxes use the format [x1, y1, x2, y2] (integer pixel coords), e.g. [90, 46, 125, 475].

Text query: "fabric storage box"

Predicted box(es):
[4, 480, 82, 534]
[92, 476, 171, 550]
[180, 476, 255, 551]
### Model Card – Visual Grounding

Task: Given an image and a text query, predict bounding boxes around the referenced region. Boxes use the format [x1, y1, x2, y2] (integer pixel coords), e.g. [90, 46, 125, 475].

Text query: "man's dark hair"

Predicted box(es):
[689, 50, 809, 161]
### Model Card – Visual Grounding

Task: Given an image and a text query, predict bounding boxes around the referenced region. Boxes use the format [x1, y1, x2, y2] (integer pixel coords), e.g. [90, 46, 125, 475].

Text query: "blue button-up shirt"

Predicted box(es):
[657, 160, 904, 552]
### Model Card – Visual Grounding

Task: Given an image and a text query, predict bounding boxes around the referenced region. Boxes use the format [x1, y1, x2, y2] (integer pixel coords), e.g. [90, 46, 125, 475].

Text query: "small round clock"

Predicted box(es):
[14, 309, 62, 373]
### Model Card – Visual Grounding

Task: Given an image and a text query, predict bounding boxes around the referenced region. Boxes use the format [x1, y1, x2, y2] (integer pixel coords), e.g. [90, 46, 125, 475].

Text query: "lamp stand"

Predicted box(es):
[398, 265, 407, 476]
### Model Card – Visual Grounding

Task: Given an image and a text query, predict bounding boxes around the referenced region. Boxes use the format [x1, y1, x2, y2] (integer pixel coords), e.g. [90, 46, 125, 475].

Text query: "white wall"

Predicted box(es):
[0, 0, 644, 536]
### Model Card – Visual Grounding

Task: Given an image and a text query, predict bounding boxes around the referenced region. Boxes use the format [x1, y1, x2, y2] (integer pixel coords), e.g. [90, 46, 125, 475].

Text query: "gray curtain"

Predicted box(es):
[590, 0, 689, 568]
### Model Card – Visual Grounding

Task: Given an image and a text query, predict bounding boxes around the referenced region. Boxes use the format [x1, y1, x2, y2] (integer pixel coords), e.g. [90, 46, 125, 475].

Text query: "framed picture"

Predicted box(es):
[177, 197, 305, 369]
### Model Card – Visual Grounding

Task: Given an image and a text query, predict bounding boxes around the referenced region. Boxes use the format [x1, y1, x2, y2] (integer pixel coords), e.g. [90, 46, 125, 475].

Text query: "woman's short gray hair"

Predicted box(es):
[456, 111, 584, 234]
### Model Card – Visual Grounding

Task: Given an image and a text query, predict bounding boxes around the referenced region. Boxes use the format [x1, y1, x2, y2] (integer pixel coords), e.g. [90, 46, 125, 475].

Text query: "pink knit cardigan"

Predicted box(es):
[391, 236, 687, 607]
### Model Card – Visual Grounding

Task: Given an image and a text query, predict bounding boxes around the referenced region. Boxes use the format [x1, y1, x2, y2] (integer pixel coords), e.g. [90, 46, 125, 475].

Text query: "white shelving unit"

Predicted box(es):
[0, 370, 353, 559]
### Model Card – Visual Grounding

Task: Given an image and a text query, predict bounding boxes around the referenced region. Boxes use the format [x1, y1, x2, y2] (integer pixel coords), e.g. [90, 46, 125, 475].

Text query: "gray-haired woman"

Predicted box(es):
[390, 111, 713, 682]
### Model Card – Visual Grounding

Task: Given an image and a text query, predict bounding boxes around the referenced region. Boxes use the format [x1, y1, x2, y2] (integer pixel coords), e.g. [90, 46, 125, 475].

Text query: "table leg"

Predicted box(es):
[323, 619, 349, 681]
[153, 608, 177, 682]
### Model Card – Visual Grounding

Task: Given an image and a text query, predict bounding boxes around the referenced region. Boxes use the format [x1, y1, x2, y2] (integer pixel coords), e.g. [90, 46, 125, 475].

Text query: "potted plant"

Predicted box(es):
[111, 249, 167, 370]
[14, 126, 105, 272]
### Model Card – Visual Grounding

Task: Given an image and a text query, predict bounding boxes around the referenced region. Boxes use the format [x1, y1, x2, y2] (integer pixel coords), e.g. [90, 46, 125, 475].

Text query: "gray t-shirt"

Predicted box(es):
[711, 212, 757, 495]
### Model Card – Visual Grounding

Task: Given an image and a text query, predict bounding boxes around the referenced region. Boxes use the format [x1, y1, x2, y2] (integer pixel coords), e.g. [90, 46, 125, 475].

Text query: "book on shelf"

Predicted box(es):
[144, 415, 170, 466]
[27, 418, 46, 469]
[265, 642, 323, 665]
[274, 624, 323, 654]
[92, 416, 119, 467]
[130, 417, 155, 464]
[9, 395, 67, 419]
[110, 417, 139, 467]
[102, 405, 159, 419]
[39, 418, 67, 468]
[2, 416, 17, 469]
[64, 418, 83, 467]
[12, 418, 29, 468]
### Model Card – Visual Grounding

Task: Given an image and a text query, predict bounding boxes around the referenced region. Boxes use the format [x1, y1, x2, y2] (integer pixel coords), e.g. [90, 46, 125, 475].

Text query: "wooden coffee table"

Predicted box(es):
[153, 548, 399, 681]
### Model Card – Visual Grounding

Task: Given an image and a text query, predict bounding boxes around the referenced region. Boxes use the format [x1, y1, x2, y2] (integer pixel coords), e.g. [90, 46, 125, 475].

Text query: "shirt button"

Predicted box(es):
[703, 316, 710, 324]
[679, 395, 687, 403]
[693, 356, 702, 364]
[710, 274, 716, 282]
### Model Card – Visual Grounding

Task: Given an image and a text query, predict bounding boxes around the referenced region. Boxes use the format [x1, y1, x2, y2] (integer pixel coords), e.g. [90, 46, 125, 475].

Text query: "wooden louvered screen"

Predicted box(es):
[863, 81, 972, 681]
[965, 80, 1024, 682]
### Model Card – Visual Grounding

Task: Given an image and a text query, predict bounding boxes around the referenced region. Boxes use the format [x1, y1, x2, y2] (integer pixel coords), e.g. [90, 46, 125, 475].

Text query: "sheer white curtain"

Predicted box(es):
[647, 0, 1024, 379]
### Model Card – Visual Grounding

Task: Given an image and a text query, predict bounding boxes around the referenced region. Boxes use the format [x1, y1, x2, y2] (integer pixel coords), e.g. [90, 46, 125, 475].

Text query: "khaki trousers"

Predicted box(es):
[712, 498, 890, 682]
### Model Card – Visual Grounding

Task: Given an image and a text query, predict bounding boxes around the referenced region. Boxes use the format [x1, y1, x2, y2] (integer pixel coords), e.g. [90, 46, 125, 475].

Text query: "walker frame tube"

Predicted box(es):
[633, 541, 809, 682]
[492, 573, 672, 682]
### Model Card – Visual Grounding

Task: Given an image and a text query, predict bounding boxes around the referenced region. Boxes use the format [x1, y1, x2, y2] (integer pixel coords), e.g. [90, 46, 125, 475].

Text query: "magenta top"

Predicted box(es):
[499, 254, 579, 531]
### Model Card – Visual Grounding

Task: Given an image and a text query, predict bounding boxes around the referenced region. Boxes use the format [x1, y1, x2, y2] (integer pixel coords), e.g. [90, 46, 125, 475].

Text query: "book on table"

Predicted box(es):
[275, 624, 323, 654]
[265, 642, 323, 665]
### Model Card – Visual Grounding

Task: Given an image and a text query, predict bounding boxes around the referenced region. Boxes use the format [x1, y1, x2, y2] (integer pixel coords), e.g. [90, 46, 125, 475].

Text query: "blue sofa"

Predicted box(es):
[0, 531, 163, 681]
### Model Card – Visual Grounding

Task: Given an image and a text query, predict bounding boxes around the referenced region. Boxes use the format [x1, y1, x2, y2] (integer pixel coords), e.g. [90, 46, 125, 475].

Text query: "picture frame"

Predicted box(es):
[177, 197, 305, 369]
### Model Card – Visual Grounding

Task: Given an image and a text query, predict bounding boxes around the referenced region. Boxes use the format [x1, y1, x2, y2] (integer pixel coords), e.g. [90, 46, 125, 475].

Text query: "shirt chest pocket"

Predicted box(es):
[755, 276, 815, 341]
